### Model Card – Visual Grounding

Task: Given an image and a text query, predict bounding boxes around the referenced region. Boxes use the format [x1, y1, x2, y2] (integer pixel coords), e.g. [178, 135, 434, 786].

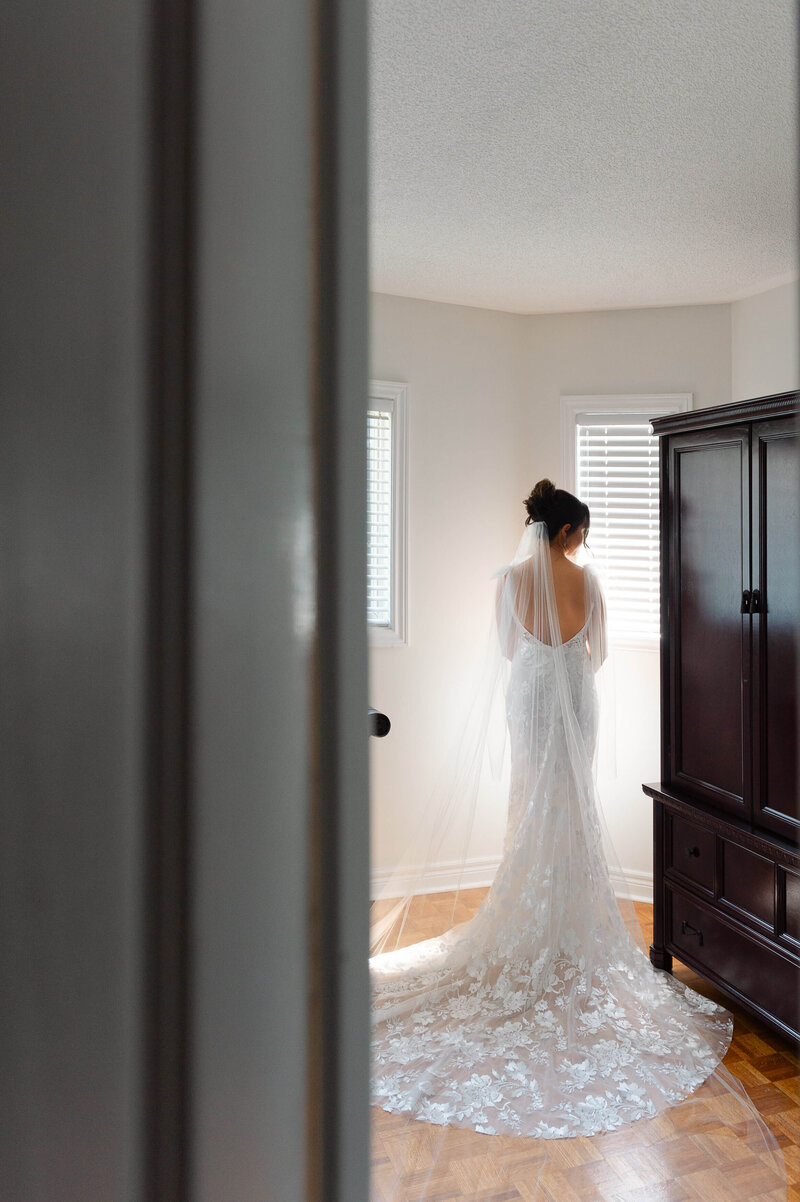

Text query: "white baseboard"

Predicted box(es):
[607, 866, 653, 904]
[371, 858, 653, 905]
[370, 856, 499, 900]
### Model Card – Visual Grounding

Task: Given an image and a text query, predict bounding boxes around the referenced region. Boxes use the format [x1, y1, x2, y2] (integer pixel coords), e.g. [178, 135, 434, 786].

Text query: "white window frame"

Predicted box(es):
[368, 380, 409, 647]
[560, 393, 692, 652]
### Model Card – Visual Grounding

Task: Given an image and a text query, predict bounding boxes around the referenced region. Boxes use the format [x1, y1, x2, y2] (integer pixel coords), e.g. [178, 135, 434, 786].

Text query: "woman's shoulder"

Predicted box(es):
[554, 559, 588, 604]
[563, 559, 586, 580]
[581, 563, 606, 606]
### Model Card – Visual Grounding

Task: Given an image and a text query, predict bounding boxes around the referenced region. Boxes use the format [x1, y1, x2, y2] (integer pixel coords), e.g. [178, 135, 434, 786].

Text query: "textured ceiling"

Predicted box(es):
[369, 0, 798, 314]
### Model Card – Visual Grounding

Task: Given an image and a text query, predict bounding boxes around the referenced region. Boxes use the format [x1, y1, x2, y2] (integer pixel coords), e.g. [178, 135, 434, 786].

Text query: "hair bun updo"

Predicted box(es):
[523, 477, 590, 544]
[525, 478, 557, 523]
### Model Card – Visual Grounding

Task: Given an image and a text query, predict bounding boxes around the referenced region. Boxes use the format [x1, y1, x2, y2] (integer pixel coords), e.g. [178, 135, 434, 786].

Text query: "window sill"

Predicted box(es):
[610, 635, 660, 653]
[368, 624, 408, 648]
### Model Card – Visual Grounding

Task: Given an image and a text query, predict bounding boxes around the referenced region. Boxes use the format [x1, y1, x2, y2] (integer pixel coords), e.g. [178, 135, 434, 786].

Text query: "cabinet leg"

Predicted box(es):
[650, 944, 673, 972]
[650, 799, 672, 972]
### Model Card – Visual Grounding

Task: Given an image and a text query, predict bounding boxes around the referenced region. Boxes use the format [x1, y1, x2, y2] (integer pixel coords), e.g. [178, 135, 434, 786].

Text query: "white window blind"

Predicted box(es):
[367, 407, 393, 626]
[576, 413, 660, 641]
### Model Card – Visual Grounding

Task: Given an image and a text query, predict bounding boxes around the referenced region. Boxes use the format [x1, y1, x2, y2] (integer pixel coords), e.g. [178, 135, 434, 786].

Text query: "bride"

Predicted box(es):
[369, 479, 785, 1196]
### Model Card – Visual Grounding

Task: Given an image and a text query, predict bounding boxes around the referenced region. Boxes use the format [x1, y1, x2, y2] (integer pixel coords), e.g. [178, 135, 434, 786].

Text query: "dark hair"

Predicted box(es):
[523, 478, 590, 545]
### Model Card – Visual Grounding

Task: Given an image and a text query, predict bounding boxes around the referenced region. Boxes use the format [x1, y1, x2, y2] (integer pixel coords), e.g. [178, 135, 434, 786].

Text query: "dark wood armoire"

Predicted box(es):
[643, 390, 799, 1043]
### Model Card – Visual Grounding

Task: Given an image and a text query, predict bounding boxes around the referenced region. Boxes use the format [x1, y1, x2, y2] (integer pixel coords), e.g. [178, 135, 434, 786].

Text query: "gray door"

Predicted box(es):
[0, 3, 369, 1200]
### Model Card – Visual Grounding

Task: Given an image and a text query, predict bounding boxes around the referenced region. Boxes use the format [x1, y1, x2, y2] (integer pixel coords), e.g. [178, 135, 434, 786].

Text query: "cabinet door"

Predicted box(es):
[752, 416, 799, 842]
[668, 426, 751, 818]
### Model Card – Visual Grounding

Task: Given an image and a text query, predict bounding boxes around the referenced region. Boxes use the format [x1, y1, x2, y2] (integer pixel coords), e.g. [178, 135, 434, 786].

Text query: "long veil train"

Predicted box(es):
[369, 518, 787, 1201]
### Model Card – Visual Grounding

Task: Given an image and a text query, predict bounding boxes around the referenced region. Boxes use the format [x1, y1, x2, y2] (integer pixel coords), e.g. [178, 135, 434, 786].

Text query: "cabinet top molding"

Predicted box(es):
[650, 390, 798, 437]
[642, 783, 800, 868]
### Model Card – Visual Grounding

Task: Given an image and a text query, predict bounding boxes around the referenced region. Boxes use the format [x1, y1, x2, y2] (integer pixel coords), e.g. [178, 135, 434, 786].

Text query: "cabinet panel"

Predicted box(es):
[669, 428, 750, 818]
[751, 417, 800, 842]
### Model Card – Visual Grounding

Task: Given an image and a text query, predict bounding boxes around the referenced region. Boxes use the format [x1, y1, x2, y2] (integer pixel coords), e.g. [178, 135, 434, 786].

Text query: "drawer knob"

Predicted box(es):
[685, 846, 700, 858]
[681, 920, 704, 946]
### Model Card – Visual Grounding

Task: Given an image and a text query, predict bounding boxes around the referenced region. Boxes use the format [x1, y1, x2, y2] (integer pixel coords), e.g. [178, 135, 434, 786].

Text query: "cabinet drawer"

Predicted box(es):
[666, 813, 715, 893]
[720, 840, 774, 929]
[667, 887, 800, 1037]
[782, 868, 800, 947]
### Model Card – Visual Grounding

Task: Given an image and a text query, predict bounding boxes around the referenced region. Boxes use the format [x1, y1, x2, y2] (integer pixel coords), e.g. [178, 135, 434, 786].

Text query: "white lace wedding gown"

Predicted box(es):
[370, 559, 733, 1139]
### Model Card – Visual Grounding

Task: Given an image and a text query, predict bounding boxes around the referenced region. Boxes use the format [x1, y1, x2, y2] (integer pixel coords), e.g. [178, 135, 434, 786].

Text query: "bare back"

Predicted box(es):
[522, 553, 587, 644]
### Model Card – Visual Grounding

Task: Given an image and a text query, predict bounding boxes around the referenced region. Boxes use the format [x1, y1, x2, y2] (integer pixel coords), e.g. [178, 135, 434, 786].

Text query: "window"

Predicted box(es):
[367, 381, 408, 645]
[561, 394, 692, 649]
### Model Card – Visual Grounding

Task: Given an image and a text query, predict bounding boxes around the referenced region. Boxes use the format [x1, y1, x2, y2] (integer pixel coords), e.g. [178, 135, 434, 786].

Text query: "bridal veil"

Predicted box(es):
[369, 517, 786, 1201]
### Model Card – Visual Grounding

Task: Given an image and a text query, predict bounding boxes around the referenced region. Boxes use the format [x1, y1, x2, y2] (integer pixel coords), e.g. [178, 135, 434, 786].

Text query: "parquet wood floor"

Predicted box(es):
[371, 890, 800, 1202]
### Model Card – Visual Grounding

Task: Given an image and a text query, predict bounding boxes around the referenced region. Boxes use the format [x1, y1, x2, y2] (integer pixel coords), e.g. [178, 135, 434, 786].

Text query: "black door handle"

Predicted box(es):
[681, 920, 704, 946]
[685, 846, 700, 858]
[751, 588, 762, 613]
[369, 708, 391, 737]
[740, 589, 751, 613]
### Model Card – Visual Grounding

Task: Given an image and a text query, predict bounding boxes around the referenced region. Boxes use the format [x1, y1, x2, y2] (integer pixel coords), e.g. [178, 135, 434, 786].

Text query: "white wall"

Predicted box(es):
[731, 278, 799, 402]
[370, 288, 795, 901]
[368, 293, 528, 877]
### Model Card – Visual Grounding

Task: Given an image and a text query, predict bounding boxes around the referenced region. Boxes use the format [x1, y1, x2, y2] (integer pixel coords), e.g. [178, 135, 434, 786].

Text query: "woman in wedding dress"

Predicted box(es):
[369, 480, 785, 1199]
